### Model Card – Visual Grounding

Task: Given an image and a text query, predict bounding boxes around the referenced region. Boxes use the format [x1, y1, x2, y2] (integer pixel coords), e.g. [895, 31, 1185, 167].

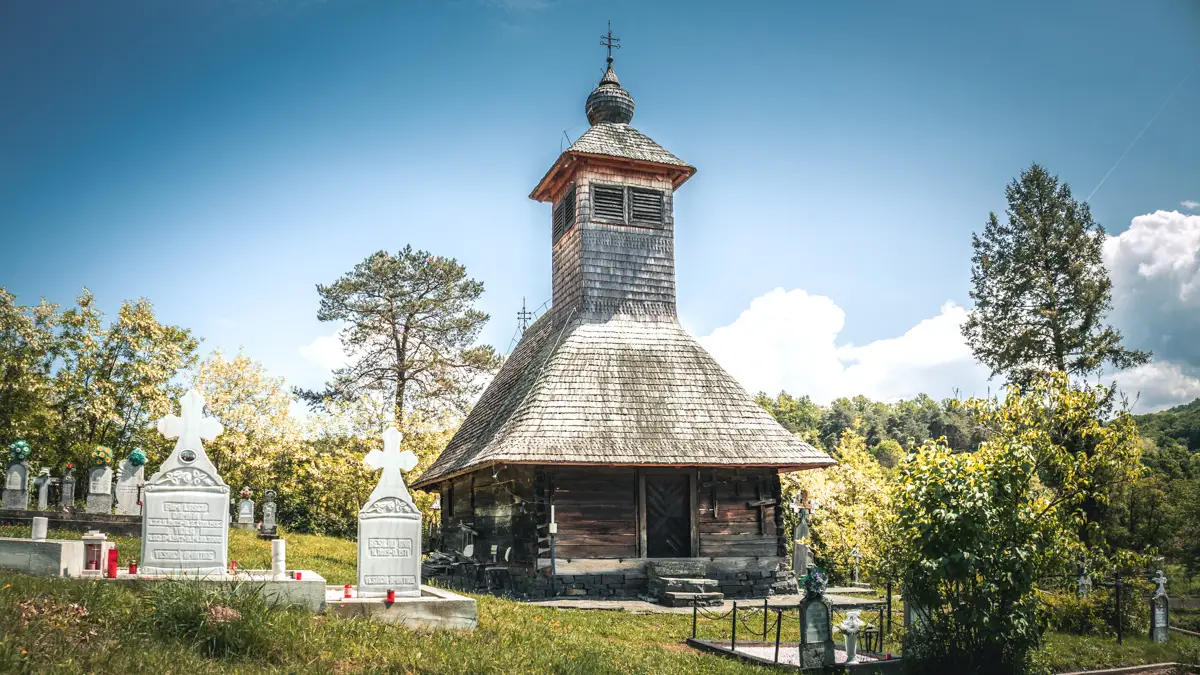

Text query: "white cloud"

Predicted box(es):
[1104, 210, 1200, 366]
[698, 288, 991, 404]
[299, 330, 352, 372]
[1111, 360, 1200, 413]
[699, 210, 1200, 413]
[1181, 200, 1199, 210]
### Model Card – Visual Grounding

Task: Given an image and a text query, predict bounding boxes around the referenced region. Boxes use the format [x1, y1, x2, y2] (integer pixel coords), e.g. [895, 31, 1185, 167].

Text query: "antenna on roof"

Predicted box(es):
[517, 297, 534, 334]
[600, 20, 620, 68]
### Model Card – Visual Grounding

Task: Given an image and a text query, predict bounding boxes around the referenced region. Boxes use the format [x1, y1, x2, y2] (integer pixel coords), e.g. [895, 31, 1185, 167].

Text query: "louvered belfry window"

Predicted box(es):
[592, 185, 626, 222]
[590, 184, 665, 226]
[630, 188, 664, 224]
[552, 185, 576, 244]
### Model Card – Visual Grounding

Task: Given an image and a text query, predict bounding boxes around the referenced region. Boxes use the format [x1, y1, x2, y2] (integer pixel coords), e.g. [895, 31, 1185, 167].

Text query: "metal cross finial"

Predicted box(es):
[600, 20, 620, 66]
[517, 297, 534, 334]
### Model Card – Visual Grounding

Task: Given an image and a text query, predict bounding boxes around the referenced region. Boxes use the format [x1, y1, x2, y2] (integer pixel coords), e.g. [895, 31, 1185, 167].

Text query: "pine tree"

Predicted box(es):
[963, 163, 1149, 387]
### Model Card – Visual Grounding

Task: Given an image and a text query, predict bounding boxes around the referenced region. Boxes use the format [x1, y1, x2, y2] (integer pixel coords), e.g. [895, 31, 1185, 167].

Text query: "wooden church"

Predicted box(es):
[411, 39, 834, 600]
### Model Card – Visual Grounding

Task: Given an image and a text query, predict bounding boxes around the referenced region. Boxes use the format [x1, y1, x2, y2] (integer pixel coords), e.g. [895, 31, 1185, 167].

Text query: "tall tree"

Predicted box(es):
[298, 246, 502, 428]
[0, 288, 58, 447]
[963, 163, 1149, 387]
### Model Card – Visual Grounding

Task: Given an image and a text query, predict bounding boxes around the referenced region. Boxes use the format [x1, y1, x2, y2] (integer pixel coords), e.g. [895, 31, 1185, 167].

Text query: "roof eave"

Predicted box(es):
[529, 152, 697, 203]
[411, 456, 834, 491]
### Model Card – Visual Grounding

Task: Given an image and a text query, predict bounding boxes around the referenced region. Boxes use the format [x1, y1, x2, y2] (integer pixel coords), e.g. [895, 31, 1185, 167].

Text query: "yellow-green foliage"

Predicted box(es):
[893, 373, 1143, 674]
[784, 429, 894, 583]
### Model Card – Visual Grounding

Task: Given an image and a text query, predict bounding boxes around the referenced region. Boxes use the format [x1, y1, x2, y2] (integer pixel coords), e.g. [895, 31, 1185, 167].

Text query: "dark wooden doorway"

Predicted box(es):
[645, 474, 691, 558]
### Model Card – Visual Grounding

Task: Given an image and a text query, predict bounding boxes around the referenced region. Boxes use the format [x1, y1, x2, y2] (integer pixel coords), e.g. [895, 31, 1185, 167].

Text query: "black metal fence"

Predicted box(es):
[690, 596, 898, 665]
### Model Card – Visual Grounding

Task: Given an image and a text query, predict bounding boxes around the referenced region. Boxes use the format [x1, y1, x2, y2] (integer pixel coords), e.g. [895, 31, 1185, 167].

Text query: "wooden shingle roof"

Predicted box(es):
[411, 311, 834, 489]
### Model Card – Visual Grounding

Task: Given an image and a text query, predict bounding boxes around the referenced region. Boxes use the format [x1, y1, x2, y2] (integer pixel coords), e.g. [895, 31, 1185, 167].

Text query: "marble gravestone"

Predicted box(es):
[3, 460, 31, 510]
[140, 389, 229, 578]
[235, 489, 255, 528]
[114, 458, 144, 516]
[60, 468, 75, 508]
[86, 465, 114, 513]
[34, 468, 52, 510]
[261, 490, 277, 534]
[357, 427, 421, 598]
[1150, 569, 1170, 643]
[800, 595, 836, 668]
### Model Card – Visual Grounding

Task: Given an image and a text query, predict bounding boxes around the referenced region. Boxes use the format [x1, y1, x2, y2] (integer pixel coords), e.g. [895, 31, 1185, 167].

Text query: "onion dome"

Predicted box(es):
[585, 64, 635, 125]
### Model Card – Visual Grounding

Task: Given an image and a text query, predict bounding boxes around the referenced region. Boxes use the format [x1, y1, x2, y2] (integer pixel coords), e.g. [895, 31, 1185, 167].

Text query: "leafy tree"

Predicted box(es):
[784, 429, 894, 584]
[50, 290, 198, 468]
[754, 391, 823, 447]
[297, 247, 501, 428]
[0, 288, 58, 449]
[963, 164, 1149, 387]
[893, 373, 1142, 674]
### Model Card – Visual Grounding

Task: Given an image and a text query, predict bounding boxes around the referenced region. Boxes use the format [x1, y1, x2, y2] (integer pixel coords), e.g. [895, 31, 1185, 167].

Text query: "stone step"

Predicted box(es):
[649, 560, 708, 579]
[649, 576, 720, 594]
[661, 591, 724, 607]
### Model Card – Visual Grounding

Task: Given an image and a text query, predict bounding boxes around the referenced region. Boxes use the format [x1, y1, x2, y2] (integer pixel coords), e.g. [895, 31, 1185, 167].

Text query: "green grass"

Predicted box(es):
[2, 526, 1199, 673]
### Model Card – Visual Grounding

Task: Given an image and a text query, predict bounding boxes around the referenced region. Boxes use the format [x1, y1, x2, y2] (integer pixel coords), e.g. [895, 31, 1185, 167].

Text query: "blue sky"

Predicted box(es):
[3, 0, 1199, 410]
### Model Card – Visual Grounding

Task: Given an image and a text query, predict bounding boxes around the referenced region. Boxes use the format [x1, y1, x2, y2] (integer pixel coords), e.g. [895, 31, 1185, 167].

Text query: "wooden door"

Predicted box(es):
[645, 474, 691, 558]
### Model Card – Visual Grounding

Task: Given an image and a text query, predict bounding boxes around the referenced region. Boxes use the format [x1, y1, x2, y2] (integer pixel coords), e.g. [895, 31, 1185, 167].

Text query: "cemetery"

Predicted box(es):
[3, 6, 1200, 675]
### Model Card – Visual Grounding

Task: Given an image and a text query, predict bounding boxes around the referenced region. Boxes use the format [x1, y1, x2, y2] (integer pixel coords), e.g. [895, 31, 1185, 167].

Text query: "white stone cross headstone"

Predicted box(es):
[358, 427, 422, 598]
[140, 389, 230, 578]
[850, 546, 863, 585]
[1153, 569, 1168, 597]
[158, 390, 224, 453]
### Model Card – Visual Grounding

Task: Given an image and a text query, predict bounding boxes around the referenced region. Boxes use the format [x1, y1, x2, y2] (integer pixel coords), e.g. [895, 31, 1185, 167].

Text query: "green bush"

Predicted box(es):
[139, 579, 276, 658]
[1042, 591, 1111, 635]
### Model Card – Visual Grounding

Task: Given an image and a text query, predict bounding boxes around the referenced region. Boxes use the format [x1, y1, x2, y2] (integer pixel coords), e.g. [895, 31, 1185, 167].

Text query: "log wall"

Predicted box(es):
[551, 466, 639, 560]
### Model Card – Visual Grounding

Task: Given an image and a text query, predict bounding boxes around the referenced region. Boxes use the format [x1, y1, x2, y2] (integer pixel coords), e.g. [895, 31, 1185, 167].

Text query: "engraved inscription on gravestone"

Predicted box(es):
[800, 598, 835, 669]
[86, 466, 114, 513]
[2, 461, 30, 510]
[357, 427, 422, 597]
[115, 458, 145, 516]
[141, 390, 229, 577]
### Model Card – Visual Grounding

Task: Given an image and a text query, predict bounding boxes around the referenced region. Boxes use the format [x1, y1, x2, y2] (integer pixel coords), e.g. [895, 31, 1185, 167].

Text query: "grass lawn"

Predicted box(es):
[1, 526, 1199, 673]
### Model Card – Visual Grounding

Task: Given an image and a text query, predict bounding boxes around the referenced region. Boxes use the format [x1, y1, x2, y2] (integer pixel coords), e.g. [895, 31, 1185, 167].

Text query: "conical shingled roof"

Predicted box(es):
[411, 311, 833, 489]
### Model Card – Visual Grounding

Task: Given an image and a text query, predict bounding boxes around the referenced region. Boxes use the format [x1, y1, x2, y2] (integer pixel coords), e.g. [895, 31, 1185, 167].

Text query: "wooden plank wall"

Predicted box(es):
[552, 467, 638, 559]
[469, 468, 519, 562]
[697, 468, 780, 558]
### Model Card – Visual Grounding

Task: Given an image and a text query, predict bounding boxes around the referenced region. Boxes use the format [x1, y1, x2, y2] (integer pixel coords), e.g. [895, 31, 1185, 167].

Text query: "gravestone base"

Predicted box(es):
[327, 584, 477, 630]
[232, 522, 257, 530]
[2, 490, 30, 511]
[85, 495, 112, 514]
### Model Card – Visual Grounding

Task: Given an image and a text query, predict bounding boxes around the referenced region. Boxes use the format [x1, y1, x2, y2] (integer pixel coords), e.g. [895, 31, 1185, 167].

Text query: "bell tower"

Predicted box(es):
[530, 27, 696, 324]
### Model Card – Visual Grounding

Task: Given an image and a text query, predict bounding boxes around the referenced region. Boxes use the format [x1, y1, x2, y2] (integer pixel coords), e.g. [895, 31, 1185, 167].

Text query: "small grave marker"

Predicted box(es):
[1150, 569, 1169, 643]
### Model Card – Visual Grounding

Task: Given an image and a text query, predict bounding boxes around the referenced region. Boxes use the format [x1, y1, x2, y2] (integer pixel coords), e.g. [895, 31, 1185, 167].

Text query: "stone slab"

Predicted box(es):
[326, 584, 477, 630]
[0, 537, 85, 577]
[0, 509, 142, 536]
[111, 569, 327, 612]
[85, 495, 112, 514]
[141, 474, 230, 577]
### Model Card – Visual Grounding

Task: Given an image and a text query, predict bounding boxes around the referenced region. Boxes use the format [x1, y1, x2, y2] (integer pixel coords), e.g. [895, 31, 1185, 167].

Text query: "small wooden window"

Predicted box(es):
[592, 185, 626, 221]
[552, 185, 576, 244]
[630, 188, 664, 224]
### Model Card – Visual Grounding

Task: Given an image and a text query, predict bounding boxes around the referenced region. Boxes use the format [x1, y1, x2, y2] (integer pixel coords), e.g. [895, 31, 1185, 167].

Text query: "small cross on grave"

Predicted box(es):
[850, 547, 864, 585]
[1153, 569, 1168, 597]
[364, 427, 418, 489]
[157, 390, 224, 451]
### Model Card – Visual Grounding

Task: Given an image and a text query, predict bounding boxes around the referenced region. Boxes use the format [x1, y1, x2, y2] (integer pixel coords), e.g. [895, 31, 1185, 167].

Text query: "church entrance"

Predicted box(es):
[644, 474, 691, 558]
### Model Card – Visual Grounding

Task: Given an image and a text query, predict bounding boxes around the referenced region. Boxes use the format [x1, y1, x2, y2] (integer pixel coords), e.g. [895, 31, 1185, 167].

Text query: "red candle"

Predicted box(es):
[386, 589, 395, 603]
[106, 547, 119, 579]
[295, 571, 302, 581]
[344, 584, 352, 599]
[129, 561, 138, 575]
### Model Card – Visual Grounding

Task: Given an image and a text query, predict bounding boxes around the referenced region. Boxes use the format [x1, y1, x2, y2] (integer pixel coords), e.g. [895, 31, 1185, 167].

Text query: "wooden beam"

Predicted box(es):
[689, 470, 699, 557]
[637, 469, 647, 559]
